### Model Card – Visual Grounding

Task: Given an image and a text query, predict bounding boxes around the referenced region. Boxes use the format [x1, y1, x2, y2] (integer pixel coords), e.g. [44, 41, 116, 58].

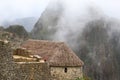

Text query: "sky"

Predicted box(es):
[0, 0, 120, 23]
[91, 0, 120, 19]
[0, 0, 50, 23]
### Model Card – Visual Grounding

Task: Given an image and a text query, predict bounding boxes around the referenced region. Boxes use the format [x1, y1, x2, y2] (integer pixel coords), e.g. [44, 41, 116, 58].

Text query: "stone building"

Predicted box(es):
[14, 39, 84, 80]
[0, 40, 52, 80]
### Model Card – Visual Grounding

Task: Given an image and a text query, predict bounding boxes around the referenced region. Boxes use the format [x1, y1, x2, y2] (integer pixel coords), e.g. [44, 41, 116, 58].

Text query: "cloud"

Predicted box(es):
[90, 0, 120, 18]
[0, 0, 50, 22]
[49, 0, 120, 49]
[61, 0, 120, 19]
[0, 0, 120, 23]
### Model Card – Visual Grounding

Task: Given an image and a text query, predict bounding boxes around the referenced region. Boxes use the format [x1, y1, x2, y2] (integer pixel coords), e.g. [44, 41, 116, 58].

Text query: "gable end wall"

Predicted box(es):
[50, 66, 83, 80]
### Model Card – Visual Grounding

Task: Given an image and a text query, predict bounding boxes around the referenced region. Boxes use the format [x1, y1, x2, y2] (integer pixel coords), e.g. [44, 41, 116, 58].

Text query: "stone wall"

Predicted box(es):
[50, 67, 83, 80]
[0, 41, 15, 80]
[0, 40, 53, 80]
[0, 63, 15, 80]
[13, 62, 52, 80]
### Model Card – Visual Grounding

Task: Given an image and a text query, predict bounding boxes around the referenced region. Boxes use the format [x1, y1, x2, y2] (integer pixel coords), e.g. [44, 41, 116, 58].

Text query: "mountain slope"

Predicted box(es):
[2, 17, 38, 32]
[31, 1, 64, 40]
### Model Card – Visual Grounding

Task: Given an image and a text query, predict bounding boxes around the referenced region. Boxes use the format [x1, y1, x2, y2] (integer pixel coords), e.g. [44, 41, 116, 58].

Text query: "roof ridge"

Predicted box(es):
[28, 39, 65, 44]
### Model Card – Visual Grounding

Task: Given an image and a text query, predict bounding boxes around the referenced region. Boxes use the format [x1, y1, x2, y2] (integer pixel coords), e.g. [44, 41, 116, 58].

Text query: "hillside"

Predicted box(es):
[0, 25, 28, 48]
[2, 17, 38, 32]
[5, 25, 28, 39]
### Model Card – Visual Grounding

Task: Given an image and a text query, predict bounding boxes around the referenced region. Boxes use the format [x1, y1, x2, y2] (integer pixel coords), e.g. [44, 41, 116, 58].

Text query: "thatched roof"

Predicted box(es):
[21, 39, 84, 67]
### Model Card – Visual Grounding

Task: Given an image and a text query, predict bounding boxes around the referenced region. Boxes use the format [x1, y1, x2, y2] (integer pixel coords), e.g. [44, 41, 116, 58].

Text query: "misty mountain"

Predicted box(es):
[31, 0, 120, 80]
[31, 0, 64, 40]
[2, 17, 38, 32]
[31, 0, 104, 43]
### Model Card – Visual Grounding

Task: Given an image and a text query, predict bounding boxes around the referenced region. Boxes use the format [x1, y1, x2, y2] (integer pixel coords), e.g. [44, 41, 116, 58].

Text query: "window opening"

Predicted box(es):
[64, 67, 67, 73]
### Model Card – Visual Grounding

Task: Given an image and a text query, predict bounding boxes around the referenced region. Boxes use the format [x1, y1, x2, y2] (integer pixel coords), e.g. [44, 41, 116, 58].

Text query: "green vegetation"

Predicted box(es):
[75, 77, 84, 80]
[75, 75, 91, 80]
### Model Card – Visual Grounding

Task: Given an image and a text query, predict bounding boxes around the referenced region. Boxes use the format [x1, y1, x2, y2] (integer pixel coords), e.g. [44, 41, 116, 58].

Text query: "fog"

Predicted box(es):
[1, 0, 120, 29]
[48, 0, 107, 49]
[29, 0, 120, 49]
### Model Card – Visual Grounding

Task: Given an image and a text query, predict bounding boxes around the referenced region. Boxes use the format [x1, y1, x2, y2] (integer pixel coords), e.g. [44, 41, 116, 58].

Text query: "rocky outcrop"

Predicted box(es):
[5, 25, 28, 39]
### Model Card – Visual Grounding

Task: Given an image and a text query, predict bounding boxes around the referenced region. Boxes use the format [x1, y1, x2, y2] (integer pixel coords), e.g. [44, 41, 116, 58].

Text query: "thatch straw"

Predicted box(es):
[20, 39, 84, 67]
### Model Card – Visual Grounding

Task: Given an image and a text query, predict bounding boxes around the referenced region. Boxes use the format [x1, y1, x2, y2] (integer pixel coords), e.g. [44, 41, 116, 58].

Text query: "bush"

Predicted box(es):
[75, 77, 84, 80]
[75, 75, 91, 80]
